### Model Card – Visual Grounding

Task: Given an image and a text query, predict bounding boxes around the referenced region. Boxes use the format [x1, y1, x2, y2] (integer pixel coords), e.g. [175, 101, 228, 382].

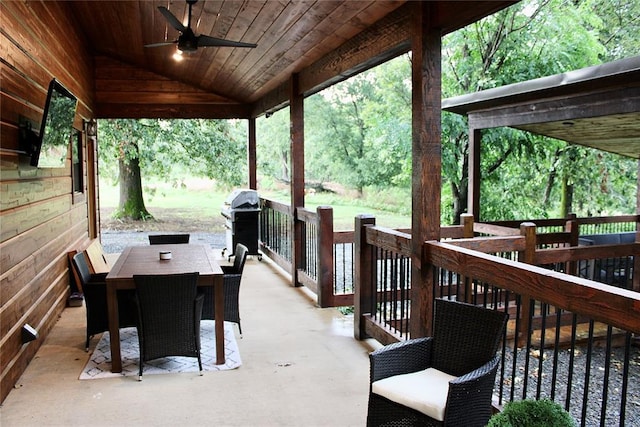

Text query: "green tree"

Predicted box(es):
[441, 0, 618, 223]
[304, 56, 412, 196]
[256, 108, 291, 187]
[98, 118, 246, 220]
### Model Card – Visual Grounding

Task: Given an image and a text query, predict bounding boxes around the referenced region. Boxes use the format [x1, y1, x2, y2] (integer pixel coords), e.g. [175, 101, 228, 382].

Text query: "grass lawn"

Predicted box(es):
[99, 177, 411, 231]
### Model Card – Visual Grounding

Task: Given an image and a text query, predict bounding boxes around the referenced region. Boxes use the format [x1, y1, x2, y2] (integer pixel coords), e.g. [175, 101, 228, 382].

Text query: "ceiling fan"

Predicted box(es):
[145, 0, 257, 53]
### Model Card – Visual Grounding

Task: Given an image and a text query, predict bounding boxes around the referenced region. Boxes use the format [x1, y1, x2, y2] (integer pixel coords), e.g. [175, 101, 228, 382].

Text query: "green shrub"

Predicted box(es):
[488, 399, 576, 427]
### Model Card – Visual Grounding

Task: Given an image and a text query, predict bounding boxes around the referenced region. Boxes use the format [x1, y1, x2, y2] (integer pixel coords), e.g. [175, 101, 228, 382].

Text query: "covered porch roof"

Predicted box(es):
[65, 0, 517, 119]
[442, 56, 640, 159]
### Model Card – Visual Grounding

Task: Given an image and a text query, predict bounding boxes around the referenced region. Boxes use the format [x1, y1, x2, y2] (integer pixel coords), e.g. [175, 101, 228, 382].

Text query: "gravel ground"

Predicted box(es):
[99, 206, 226, 254]
[500, 343, 640, 426]
[100, 230, 226, 254]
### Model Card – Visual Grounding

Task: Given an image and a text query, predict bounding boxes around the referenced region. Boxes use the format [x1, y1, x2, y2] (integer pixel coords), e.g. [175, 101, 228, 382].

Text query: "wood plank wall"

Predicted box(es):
[1, 1, 95, 403]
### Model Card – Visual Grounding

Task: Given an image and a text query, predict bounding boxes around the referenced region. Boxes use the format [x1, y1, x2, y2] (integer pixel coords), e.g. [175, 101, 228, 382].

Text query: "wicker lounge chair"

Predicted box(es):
[71, 251, 137, 351]
[133, 272, 204, 380]
[367, 298, 509, 427]
[202, 243, 248, 335]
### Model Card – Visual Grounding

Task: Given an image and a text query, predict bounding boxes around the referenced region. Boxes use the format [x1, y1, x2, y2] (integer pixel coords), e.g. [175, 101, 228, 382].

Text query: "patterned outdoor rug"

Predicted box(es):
[79, 320, 241, 379]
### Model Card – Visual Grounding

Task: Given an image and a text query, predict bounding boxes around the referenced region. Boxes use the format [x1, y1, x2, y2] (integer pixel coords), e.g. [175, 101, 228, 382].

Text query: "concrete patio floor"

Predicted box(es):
[1, 254, 380, 426]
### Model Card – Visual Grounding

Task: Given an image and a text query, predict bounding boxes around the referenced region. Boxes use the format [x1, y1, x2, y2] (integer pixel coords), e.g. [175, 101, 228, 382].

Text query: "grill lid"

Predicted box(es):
[224, 189, 259, 210]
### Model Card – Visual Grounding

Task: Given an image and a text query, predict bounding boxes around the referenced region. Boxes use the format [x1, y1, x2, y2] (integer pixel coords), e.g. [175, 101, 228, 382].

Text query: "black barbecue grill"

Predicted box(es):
[221, 189, 261, 260]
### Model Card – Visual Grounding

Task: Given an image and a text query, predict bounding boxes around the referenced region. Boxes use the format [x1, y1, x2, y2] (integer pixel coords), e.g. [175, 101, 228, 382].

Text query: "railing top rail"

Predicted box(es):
[474, 223, 521, 236]
[334, 230, 355, 244]
[481, 214, 639, 230]
[297, 207, 318, 223]
[443, 235, 526, 253]
[426, 240, 640, 334]
[534, 241, 640, 264]
[577, 214, 639, 226]
[260, 197, 292, 215]
[366, 225, 412, 256]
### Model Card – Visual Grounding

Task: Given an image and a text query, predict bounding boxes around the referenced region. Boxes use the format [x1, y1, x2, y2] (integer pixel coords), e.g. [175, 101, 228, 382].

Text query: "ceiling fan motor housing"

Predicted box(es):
[178, 31, 198, 52]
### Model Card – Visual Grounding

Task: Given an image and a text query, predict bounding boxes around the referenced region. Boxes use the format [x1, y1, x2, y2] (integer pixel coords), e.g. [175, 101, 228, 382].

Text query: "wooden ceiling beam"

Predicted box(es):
[97, 103, 252, 119]
[468, 87, 640, 129]
[251, 4, 411, 117]
[251, 1, 516, 117]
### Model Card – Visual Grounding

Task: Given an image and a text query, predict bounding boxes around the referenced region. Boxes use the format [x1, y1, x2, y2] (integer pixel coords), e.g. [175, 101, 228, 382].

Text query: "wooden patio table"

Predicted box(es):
[105, 244, 224, 373]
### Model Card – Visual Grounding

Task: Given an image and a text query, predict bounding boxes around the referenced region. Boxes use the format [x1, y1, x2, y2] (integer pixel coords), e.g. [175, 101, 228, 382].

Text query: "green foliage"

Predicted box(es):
[440, 0, 637, 222]
[98, 118, 247, 188]
[488, 399, 576, 427]
[256, 108, 291, 183]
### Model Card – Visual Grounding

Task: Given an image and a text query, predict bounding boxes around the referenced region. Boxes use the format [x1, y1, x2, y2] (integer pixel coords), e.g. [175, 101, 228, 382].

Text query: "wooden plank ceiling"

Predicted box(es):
[67, 0, 517, 119]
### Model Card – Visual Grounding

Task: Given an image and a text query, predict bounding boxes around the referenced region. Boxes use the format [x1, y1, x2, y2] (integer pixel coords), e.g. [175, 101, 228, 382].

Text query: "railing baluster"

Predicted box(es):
[580, 320, 595, 427]
[620, 332, 631, 427]
[600, 326, 613, 426]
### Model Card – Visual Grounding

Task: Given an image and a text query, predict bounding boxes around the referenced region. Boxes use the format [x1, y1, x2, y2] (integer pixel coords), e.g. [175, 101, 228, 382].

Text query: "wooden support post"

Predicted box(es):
[518, 222, 537, 347]
[635, 160, 640, 292]
[461, 213, 474, 238]
[317, 206, 334, 308]
[468, 127, 482, 221]
[248, 117, 257, 190]
[565, 213, 579, 275]
[410, 2, 441, 338]
[460, 215, 475, 302]
[86, 135, 99, 239]
[354, 214, 376, 340]
[290, 73, 305, 287]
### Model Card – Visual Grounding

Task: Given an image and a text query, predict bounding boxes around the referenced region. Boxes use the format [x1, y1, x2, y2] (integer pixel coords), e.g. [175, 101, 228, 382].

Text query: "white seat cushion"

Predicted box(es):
[371, 368, 456, 421]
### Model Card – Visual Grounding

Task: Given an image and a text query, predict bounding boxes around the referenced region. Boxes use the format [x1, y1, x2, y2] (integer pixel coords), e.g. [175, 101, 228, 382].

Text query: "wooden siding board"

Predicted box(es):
[0, 280, 67, 404]
[0, 177, 70, 211]
[0, 256, 69, 340]
[0, 194, 72, 242]
[0, 205, 87, 278]
[1, 1, 95, 404]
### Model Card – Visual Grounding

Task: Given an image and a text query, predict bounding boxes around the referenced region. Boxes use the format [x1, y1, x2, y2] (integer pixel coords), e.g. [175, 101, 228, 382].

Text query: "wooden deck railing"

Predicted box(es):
[353, 215, 640, 426]
[259, 199, 640, 423]
[260, 197, 637, 300]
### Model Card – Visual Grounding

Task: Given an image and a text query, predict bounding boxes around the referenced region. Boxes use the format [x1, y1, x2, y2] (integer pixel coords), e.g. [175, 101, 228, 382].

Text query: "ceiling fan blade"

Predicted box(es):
[158, 6, 186, 33]
[197, 35, 257, 49]
[144, 41, 177, 48]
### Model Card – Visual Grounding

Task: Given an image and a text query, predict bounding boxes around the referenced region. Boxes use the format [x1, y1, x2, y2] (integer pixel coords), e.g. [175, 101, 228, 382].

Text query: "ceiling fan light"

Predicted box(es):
[173, 49, 184, 61]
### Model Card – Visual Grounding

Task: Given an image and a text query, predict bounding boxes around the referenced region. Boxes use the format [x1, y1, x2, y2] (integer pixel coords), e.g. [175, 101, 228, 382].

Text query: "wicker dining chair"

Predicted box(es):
[367, 299, 509, 427]
[148, 233, 190, 244]
[133, 272, 204, 380]
[202, 243, 248, 335]
[71, 251, 137, 351]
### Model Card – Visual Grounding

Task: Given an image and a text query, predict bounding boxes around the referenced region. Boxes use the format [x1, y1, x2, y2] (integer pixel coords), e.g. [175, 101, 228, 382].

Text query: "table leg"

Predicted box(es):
[214, 275, 225, 365]
[106, 283, 122, 372]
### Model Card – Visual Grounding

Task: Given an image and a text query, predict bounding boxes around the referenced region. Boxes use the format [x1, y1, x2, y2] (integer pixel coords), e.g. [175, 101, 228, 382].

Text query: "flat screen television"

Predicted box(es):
[29, 79, 78, 168]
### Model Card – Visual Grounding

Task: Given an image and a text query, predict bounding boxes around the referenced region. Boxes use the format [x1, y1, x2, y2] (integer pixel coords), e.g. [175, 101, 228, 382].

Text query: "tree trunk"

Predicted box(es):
[560, 174, 573, 218]
[115, 142, 152, 220]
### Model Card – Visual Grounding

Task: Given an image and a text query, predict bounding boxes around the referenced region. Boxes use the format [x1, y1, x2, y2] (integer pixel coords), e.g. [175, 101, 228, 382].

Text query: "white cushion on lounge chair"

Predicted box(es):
[371, 367, 456, 421]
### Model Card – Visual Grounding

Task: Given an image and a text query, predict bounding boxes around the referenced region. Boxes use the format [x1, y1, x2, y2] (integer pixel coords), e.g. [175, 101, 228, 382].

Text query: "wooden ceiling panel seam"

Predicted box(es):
[230, 1, 374, 101]
[94, 55, 245, 106]
[209, 0, 318, 98]
[199, 0, 265, 75]
[200, 1, 272, 90]
[236, 1, 408, 102]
